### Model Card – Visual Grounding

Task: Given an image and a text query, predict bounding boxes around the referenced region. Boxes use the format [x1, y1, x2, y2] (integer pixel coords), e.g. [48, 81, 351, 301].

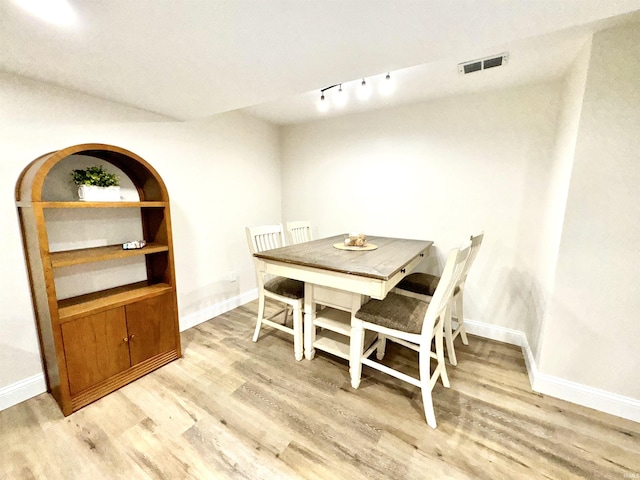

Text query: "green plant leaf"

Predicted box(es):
[71, 165, 119, 187]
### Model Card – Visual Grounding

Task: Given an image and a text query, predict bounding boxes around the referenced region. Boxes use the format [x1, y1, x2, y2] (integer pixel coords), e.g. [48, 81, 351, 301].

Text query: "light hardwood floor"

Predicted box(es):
[1, 299, 639, 480]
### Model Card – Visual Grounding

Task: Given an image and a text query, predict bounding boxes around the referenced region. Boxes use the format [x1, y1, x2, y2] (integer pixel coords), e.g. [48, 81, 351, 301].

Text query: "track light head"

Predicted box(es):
[334, 84, 347, 107]
[379, 72, 394, 95]
[357, 78, 371, 101]
[317, 91, 328, 112]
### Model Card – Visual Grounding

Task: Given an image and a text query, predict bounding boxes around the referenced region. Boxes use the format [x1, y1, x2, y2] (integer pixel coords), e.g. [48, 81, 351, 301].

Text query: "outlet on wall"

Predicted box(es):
[229, 270, 237, 282]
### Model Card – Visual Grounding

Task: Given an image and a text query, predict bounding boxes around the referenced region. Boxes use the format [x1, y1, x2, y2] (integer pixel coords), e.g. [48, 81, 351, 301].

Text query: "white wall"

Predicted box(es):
[0, 73, 280, 404]
[538, 23, 640, 400]
[281, 82, 562, 335]
[526, 39, 592, 360]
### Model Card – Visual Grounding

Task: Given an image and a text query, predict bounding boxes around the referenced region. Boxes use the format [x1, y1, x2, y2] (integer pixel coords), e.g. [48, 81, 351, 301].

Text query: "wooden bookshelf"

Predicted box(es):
[15, 143, 181, 416]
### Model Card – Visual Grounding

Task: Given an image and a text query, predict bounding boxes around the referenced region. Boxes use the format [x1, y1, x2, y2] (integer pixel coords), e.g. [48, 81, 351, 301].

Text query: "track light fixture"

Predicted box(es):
[317, 72, 395, 113]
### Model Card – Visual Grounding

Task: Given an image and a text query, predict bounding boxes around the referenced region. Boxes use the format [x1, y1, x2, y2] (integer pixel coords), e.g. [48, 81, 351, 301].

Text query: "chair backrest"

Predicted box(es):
[246, 224, 286, 254]
[421, 243, 472, 338]
[457, 232, 484, 287]
[246, 224, 286, 287]
[286, 220, 312, 245]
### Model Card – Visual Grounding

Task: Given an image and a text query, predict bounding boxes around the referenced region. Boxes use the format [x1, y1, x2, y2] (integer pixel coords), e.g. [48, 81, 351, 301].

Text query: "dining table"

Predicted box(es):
[252, 234, 433, 387]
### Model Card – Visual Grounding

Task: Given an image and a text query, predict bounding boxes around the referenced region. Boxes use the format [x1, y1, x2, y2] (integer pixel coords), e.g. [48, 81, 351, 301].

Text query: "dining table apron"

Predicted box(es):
[253, 234, 433, 387]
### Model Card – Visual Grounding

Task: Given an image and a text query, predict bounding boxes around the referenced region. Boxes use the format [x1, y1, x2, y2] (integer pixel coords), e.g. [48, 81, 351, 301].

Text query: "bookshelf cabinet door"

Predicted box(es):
[61, 307, 131, 396]
[126, 292, 177, 365]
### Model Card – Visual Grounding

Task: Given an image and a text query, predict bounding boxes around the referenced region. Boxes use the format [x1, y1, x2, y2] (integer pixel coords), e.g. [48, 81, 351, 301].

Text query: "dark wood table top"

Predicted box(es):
[254, 235, 433, 280]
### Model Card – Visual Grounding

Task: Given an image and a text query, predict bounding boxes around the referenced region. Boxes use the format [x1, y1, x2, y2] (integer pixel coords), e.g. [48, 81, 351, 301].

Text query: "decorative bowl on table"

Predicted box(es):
[333, 233, 377, 251]
[344, 233, 367, 247]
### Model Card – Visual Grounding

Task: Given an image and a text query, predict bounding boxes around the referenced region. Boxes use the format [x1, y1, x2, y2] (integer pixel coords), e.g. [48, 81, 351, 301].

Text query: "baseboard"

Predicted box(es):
[179, 288, 258, 331]
[465, 318, 640, 424]
[464, 318, 527, 347]
[0, 373, 47, 412]
[464, 319, 537, 387]
[526, 353, 640, 424]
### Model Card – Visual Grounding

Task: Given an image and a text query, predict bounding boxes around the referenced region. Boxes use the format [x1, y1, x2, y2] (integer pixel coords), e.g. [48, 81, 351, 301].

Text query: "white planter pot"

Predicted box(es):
[77, 185, 121, 202]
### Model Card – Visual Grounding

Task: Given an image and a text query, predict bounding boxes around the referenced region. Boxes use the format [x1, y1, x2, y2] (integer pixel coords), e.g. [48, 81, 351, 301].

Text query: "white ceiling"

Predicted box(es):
[2, 1, 640, 123]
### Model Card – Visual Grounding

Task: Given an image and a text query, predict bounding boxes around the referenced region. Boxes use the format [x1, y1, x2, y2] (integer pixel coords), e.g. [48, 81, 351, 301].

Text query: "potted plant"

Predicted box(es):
[71, 165, 121, 201]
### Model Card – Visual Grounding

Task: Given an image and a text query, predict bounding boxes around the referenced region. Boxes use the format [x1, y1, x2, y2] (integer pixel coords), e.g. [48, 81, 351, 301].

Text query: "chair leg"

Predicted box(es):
[435, 316, 450, 388]
[419, 345, 437, 429]
[282, 305, 291, 326]
[253, 292, 266, 342]
[444, 297, 457, 366]
[376, 334, 387, 360]
[293, 305, 303, 361]
[455, 293, 469, 345]
[349, 321, 365, 389]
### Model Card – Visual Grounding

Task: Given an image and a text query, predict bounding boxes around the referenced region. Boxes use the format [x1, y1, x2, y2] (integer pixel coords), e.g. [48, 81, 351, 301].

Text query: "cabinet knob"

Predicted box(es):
[123, 337, 128, 342]
[129, 334, 136, 340]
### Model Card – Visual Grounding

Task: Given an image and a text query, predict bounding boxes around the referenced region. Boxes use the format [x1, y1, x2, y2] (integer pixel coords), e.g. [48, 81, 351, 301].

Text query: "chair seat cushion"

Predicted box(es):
[355, 292, 428, 334]
[396, 273, 440, 296]
[396, 273, 461, 297]
[264, 277, 304, 299]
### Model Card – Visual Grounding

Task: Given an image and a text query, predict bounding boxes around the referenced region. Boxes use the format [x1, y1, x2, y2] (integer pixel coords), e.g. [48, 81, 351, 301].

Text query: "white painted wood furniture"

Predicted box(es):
[353, 244, 471, 428]
[395, 233, 484, 365]
[246, 224, 304, 361]
[286, 220, 313, 244]
[252, 235, 432, 387]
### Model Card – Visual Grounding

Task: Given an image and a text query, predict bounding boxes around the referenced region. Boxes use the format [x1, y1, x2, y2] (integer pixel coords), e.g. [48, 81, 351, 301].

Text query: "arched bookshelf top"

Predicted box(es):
[15, 143, 169, 203]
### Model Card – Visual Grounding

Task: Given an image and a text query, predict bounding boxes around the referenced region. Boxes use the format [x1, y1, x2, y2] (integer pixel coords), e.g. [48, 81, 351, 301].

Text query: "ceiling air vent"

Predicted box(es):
[458, 52, 509, 75]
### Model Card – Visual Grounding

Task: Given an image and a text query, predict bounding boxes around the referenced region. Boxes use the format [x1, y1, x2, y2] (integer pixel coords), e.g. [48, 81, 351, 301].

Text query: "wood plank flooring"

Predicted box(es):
[1, 299, 639, 479]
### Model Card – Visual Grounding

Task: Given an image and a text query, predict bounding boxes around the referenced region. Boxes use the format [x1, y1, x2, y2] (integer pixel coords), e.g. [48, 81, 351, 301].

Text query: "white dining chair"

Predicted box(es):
[351, 244, 471, 428]
[286, 220, 313, 245]
[395, 232, 484, 366]
[246, 224, 304, 361]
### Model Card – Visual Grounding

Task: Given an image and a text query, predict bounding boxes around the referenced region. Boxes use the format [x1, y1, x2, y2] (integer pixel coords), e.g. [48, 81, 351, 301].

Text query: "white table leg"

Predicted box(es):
[349, 319, 365, 388]
[293, 305, 303, 361]
[349, 294, 365, 388]
[304, 283, 316, 360]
